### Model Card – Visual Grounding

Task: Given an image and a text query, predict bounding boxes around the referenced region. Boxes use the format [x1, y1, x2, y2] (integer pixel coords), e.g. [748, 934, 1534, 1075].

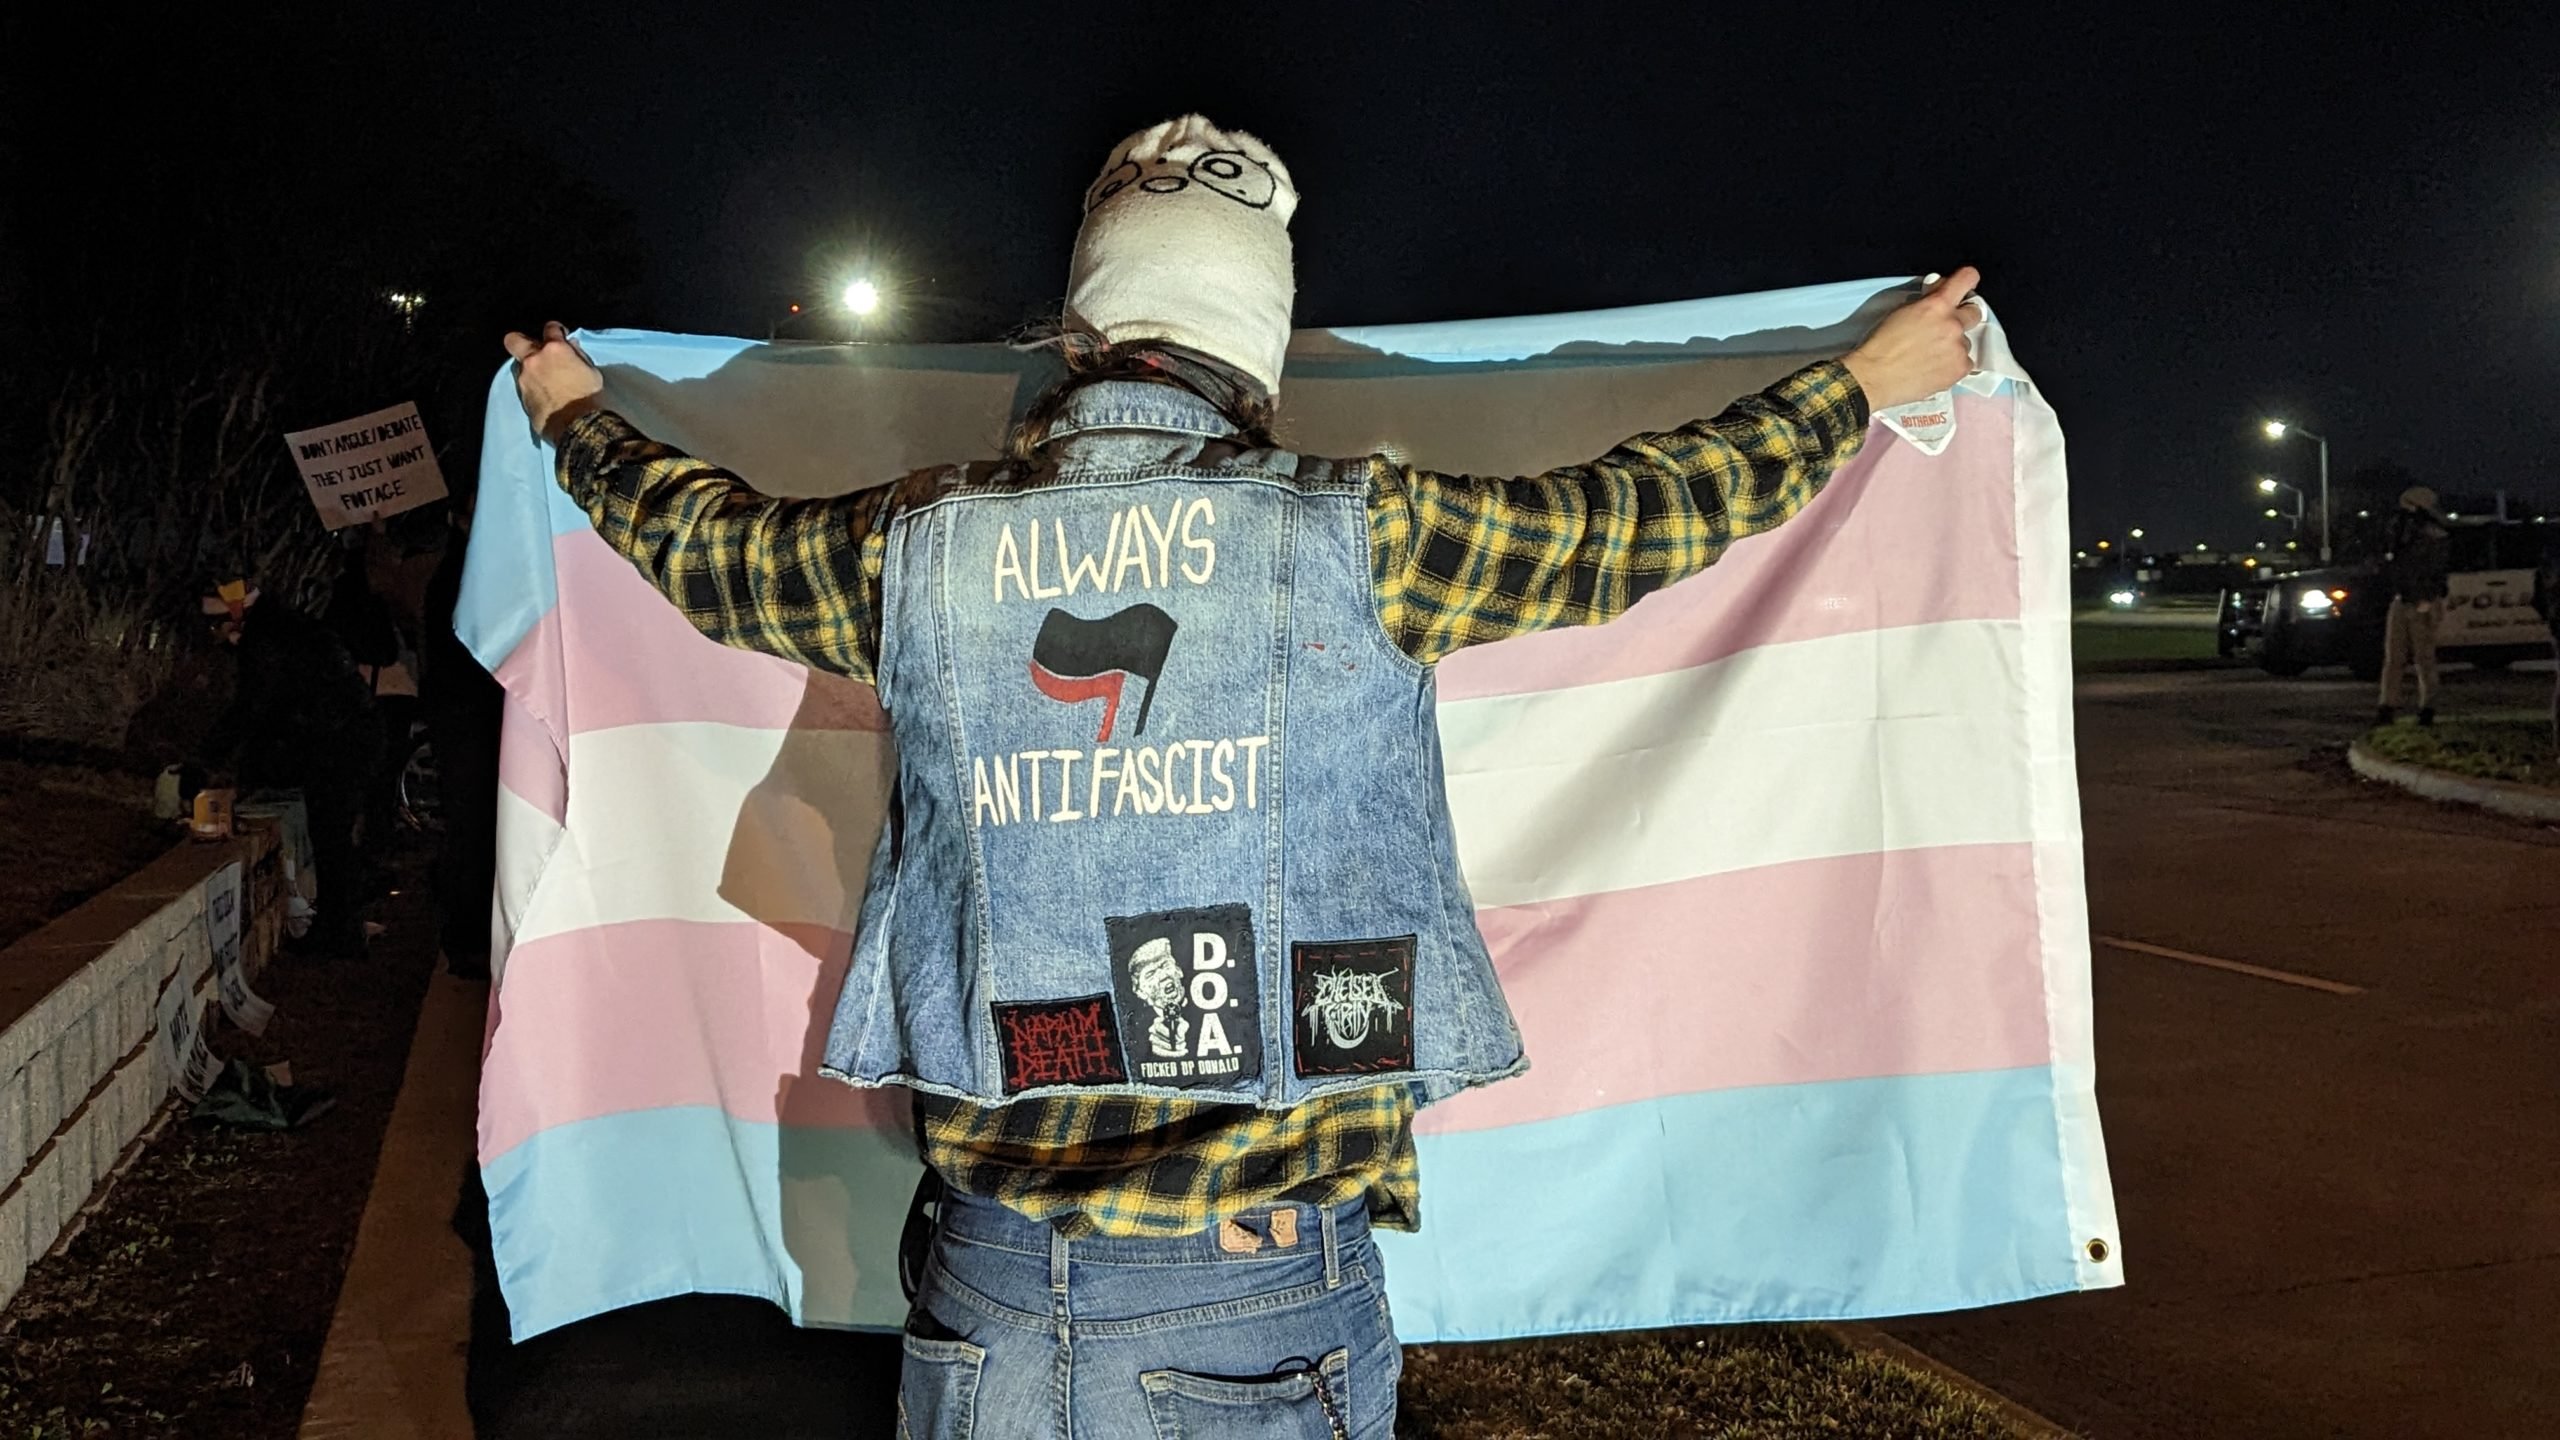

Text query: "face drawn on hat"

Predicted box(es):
[1086, 149, 1280, 213]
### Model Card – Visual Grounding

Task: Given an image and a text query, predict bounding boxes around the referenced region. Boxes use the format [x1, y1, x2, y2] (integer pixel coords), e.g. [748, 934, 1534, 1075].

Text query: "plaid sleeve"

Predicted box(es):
[1369, 360, 1871, 664]
[554, 409, 891, 683]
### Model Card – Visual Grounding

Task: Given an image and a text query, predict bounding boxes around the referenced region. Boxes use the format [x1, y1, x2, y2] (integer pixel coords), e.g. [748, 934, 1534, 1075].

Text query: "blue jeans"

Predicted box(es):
[899, 1189, 1400, 1438]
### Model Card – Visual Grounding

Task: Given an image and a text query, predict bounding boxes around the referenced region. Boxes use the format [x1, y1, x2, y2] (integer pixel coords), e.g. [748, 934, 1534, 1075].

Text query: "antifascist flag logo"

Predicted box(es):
[1029, 603, 1178, 744]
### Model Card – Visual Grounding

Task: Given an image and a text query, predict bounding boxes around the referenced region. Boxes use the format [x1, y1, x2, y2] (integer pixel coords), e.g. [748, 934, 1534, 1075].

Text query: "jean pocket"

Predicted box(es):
[897, 1333, 987, 1440]
[1140, 1346, 1352, 1440]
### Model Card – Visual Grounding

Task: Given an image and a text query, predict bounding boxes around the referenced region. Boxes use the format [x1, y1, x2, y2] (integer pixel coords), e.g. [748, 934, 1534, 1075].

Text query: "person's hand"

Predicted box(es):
[1842, 268, 1984, 411]
[502, 322, 604, 441]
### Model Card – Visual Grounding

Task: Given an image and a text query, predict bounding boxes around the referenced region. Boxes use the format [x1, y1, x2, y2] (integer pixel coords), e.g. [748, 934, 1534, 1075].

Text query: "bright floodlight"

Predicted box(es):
[2257, 478, 2279, 493]
[843, 279, 881, 315]
[2263, 419, 2288, 439]
[2264, 508, 2281, 519]
[2129, 527, 2145, 539]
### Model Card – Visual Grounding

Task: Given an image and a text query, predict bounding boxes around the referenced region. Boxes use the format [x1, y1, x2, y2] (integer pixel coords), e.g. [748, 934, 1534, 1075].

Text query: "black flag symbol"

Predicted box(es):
[1028, 603, 1179, 743]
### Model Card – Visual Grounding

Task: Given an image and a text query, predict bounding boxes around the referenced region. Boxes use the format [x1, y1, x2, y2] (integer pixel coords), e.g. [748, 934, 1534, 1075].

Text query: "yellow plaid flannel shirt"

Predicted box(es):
[555, 358, 1868, 1238]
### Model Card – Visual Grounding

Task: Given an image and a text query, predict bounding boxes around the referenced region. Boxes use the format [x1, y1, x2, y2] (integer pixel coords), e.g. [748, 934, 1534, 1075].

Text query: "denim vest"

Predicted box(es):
[821, 382, 1525, 1108]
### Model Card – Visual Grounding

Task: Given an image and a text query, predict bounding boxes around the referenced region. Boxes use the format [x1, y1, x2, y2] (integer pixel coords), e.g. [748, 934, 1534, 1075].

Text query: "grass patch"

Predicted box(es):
[1399, 1324, 2041, 1439]
[2070, 619, 2221, 669]
[2363, 717, 2560, 789]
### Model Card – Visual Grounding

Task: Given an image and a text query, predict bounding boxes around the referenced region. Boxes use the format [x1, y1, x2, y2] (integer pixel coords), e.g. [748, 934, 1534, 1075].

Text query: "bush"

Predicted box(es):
[0, 573, 178, 745]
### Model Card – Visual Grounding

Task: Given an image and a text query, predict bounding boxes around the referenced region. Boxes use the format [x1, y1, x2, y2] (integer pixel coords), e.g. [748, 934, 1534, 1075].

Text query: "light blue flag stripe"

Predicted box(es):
[485, 1065, 2072, 1343]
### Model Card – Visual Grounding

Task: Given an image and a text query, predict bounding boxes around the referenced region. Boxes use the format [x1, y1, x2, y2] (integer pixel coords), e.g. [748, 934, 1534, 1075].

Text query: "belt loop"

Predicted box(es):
[1320, 1203, 1341, 1290]
[1050, 1224, 1070, 1293]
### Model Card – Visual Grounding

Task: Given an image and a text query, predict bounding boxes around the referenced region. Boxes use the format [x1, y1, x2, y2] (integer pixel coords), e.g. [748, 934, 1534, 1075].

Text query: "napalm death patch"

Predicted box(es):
[993, 994, 1129, 1093]
[1106, 905, 1262, 1089]
[1291, 937, 1416, 1077]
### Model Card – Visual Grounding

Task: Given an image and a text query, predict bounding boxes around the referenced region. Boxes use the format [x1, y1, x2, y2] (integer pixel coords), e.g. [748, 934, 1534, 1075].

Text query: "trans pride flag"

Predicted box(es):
[461, 277, 2122, 1344]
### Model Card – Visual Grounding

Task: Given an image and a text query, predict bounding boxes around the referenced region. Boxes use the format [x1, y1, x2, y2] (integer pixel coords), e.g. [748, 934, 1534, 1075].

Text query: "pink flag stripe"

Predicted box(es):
[1438, 397, 2019, 703]
[496, 529, 889, 740]
[497, 690, 569, 824]
[481, 841, 2045, 1161]
[1419, 840, 2051, 1136]
[478, 917, 901, 1163]
[504, 403, 2013, 735]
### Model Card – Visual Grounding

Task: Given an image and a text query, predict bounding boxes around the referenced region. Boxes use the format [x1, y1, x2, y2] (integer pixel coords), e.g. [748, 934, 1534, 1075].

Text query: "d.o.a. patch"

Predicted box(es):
[1106, 905, 1261, 1089]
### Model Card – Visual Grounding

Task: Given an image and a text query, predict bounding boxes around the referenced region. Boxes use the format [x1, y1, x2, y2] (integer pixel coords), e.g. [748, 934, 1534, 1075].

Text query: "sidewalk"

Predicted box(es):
[297, 971, 483, 1439]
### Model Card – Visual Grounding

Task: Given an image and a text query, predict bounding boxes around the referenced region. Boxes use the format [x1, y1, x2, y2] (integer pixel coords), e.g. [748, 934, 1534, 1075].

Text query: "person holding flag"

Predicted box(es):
[506, 114, 1978, 1439]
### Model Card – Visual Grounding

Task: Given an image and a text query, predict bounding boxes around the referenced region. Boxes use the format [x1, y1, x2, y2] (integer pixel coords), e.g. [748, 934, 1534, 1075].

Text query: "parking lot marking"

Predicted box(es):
[2096, 936, 2365, 996]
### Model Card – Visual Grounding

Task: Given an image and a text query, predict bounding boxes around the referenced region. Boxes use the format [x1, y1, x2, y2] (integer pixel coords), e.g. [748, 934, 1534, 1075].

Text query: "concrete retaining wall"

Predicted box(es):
[0, 822, 281, 1308]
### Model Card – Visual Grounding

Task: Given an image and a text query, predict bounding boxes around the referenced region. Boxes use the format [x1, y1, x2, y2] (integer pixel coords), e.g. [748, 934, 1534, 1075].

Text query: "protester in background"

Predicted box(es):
[507, 114, 1978, 1439]
[327, 533, 414, 880]
[421, 505, 504, 981]
[194, 577, 381, 957]
[2377, 485, 2451, 727]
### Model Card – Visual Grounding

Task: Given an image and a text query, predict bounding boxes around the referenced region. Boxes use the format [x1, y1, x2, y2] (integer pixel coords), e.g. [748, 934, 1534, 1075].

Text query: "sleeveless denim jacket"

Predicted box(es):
[820, 382, 1526, 1108]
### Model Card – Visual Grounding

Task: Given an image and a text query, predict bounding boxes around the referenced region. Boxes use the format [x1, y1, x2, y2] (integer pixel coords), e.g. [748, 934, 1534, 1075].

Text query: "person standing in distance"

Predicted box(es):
[2377, 485, 2452, 728]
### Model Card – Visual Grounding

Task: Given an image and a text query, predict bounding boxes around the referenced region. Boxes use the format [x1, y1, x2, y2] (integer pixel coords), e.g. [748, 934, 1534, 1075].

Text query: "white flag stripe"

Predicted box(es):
[513, 723, 895, 944]
[494, 780, 567, 965]
[1439, 619, 2034, 909]
[509, 620, 2027, 941]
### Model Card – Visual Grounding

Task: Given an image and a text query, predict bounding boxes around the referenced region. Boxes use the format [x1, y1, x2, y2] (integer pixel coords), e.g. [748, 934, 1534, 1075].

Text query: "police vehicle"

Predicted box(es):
[2218, 519, 2555, 678]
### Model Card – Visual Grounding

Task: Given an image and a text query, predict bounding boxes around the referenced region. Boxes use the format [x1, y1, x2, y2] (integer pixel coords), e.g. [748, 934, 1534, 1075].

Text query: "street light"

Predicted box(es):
[2255, 474, 2304, 534]
[2260, 417, 2332, 563]
[2129, 527, 2145, 540]
[843, 279, 881, 316]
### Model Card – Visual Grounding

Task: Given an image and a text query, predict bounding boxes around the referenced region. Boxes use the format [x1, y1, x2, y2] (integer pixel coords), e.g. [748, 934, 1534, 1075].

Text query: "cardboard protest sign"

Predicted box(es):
[284, 401, 447, 529]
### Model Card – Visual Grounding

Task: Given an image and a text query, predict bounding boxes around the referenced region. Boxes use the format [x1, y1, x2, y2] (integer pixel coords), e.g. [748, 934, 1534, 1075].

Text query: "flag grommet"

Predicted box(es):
[2085, 1238, 2111, 1264]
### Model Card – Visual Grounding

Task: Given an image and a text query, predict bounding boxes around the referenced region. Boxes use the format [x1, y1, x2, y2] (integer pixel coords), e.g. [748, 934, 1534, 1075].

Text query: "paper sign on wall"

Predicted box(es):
[156, 981, 224, 1103]
[283, 401, 447, 530]
[206, 860, 273, 1037]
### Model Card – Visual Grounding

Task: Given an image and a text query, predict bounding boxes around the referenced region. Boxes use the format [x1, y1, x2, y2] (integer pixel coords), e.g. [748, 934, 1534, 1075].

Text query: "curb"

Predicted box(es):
[1820, 1324, 2080, 1438]
[2347, 740, 2560, 823]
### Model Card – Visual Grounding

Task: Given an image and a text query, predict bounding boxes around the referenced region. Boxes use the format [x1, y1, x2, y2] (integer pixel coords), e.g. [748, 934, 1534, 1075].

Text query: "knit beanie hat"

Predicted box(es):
[1066, 116, 1297, 395]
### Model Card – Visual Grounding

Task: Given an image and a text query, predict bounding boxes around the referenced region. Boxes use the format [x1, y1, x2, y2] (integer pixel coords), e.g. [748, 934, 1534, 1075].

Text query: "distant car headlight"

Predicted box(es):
[2108, 589, 2137, 607]
[2297, 589, 2334, 614]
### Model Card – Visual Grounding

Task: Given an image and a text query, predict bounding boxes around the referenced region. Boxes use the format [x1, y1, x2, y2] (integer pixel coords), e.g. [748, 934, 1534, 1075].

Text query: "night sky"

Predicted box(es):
[11, 4, 2557, 548]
